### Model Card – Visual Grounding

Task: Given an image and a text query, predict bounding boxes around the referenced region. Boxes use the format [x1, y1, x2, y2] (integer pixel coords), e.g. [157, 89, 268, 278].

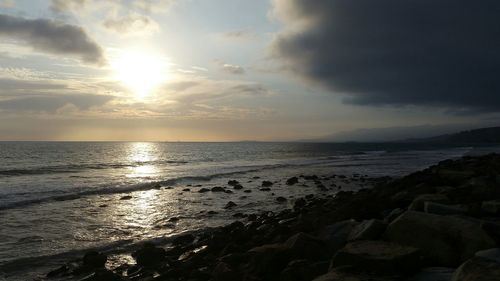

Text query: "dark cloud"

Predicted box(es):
[0, 94, 114, 112]
[272, 0, 500, 113]
[0, 14, 105, 65]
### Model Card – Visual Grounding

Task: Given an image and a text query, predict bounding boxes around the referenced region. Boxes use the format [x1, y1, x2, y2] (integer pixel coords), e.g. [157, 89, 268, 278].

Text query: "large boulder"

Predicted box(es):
[348, 219, 387, 241]
[317, 220, 358, 253]
[451, 256, 500, 281]
[475, 248, 500, 263]
[212, 262, 239, 281]
[279, 259, 329, 281]
[284, 232, 329, 261]
[132, 243, 166, 267]
[481, 200, 500, 215]
[82, 251, 107, 269]
[385, 211, 497, 266]
[408, 194, 450, 212]
[247, 244, 291, 279]
[423, 202, 468, 216]
[313, 270, 398, 281]
[406, 267, 454, 281]
[330, 240, 421, 275]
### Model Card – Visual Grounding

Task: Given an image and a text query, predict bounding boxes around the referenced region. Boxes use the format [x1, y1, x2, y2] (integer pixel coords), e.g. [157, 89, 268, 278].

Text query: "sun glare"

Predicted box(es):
[111, 49, 169, 99]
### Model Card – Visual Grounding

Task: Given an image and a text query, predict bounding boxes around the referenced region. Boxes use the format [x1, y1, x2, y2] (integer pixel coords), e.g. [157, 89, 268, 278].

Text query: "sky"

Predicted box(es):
[0, 0, 499, 141]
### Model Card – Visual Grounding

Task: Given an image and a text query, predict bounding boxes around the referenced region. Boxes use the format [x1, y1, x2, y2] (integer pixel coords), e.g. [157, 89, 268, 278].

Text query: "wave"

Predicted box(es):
[0, 160, 189, 178]
[0, 160, 324, 211]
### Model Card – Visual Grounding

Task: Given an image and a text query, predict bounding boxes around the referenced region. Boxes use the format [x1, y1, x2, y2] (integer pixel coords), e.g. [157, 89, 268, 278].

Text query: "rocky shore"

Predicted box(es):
[45, 154, 500, 281]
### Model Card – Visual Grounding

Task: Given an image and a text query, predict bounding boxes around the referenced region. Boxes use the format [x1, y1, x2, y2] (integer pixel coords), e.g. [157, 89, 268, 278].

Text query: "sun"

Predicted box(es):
[111, 49, 169, 99]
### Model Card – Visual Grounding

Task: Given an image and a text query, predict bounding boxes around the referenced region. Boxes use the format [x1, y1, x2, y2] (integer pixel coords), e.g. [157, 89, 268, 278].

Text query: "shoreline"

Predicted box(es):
[9, 154, 500, 280]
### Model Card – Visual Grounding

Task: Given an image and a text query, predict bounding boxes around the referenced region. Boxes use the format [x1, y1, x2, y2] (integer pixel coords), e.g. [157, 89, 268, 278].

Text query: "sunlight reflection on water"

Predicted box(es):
[126, 143, 159, 178]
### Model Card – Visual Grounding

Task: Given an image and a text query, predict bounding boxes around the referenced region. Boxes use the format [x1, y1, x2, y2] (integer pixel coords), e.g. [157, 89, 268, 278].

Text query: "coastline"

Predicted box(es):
[39, 153, 500, 281]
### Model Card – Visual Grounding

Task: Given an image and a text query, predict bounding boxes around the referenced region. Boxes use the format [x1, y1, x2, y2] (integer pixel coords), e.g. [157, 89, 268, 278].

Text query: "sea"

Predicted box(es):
[1, 141, 499, 280]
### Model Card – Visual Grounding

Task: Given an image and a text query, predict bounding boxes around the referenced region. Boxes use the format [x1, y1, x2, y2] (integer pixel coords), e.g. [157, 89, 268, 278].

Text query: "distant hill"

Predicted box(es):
[407, 126, 500, 144]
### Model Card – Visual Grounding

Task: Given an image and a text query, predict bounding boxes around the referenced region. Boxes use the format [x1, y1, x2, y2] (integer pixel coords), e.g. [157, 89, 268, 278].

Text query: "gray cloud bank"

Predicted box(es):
[272, 0, 500, 114]
[0, 94, 113, 112]
[0, 14, 105, 64]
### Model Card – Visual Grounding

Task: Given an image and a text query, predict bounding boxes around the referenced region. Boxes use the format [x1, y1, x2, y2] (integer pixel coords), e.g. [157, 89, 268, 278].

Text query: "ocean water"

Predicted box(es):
[0, 142, 498, 280]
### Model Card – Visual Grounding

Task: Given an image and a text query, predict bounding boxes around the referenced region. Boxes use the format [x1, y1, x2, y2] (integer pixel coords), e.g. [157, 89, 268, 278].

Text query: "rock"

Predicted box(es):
[262, 181, 273, 187]
[313, 270, 398, 281]
[82, 269, 123, 281]
[225, 189, 233, 194]
[284, 232, 329, 261]
[293, 198, 307, 210]
[233, 184, 244, 190]
[481, 200, 500, 214]
[172, 233, 196, 245]
[224, 201, 237, 209]
[119, 195, 132, 200]
[331, 240, 421, 275]
[384, 208, 404, 223]
[385, 211, 497, 266]
[304, 175, 319, 180]
[424, 202, 468, 215]
[276, 196, 287, 203]
[212, 262, 238, 281]
[46, 265, 69, 278]
[211, 186, 225, 192]
[244, 190, 252, 193]
[280, 259, 329, 281]
[260, 187, 271, 191]
[132, 243, 166, 267]
[198, 188, 210, 193]
[348, 219, 387, 241]
[182, 188, 191, 192]
[475, 248, 500, 263]
[318, 220, 358, 252]
[228, 180, 240, 186]
[248, 244, 291, 278]
[438, 169, 475, 184]
[286, 177, 299, 185]
[83, 251, 107, 268]
[208, 210, 218, 215]
[451, 256, 500, 281]
[406, 267, 454, 281]
[408, 194, 450, 212]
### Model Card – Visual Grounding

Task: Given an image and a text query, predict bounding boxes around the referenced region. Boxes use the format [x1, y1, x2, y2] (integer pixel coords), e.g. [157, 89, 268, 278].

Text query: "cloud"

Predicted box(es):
[0, 94, 114, 112]
[103, 14, 159, 34]
[161, 77, 270, 103]
[214, 60, 245, 75]
[0, 0, 14, 8]
[0, 74, 116, 113]
[222, 30, 257, 40]
[50, 0, 173, 14]
[49, 0, 88, 12]
[220, 64, 245, 75]
[133, 0, 174, 13]
[0, 14, 105, 65]
[271, 0, 500, 114]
